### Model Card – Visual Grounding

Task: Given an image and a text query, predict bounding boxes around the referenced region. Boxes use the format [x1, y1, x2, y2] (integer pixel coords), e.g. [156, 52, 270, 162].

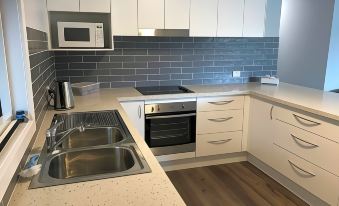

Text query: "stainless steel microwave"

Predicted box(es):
[57, 22, 104, 48]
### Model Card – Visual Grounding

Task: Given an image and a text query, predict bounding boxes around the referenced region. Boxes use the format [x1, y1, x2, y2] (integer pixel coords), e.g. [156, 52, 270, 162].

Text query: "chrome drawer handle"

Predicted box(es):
[292, 114, 321, 127]
[208, 117, 233, 122]
[208, 139, 232, 145]
[290, 134, 319, 148]
[208, 100, 234, 105]
[288, 160, 316, 177]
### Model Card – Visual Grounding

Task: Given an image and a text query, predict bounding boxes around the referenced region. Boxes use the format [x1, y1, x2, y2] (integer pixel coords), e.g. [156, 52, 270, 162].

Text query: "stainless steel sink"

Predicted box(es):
[29, 111, 151, 189]
[49, 147, 135, 179]
[56, 127, 125, 149]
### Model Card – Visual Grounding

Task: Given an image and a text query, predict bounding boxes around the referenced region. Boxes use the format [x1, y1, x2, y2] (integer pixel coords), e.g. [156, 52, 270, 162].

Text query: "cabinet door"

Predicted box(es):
[243, 0, 267, 37]
[264, 0, 282, 37]
[138, 0, 165, 29]
[217, 0, 245, 37]
[111, 0, 138, 36]
[165, 0, 190, 29]
[47, 0, 79, 12]
[248, 97, 274, 165]
[120, 101, 145, 138]
[190, 0, 218, 37]
[80, 0, 111, 13]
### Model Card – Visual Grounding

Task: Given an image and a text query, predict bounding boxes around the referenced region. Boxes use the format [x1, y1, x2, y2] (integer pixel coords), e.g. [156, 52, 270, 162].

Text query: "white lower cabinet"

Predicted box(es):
[120, 101, 145, 138]
[271, 144, 339, 205]
[196, 131, 242, 157]
[247, 97, 274, 165]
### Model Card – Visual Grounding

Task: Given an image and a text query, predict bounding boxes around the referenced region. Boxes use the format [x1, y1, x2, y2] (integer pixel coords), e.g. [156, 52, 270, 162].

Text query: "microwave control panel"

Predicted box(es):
[95, 24, 105, 48]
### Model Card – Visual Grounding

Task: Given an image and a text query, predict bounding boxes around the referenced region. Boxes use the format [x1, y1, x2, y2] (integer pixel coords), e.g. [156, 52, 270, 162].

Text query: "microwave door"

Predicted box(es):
[58, 22, 96, 48]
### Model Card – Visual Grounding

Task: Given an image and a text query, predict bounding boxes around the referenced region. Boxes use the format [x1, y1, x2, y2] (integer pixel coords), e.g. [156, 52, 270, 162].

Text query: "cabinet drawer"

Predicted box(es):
[274, 106, 339, 143]
[197, 110, 243, 134]
[197, 96, 244, 112]
[271, 145, 339, 205]
[196, 131, 242, 157]
[274, 120, 339, 176]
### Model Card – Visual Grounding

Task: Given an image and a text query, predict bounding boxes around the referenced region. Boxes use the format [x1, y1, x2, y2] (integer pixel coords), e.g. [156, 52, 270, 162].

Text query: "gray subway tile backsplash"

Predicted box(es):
[53, 36, 279, 88]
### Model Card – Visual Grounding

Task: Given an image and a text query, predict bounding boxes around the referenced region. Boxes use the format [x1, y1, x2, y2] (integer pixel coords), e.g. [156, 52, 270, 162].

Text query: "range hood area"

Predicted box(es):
[138, 29, 190, 37]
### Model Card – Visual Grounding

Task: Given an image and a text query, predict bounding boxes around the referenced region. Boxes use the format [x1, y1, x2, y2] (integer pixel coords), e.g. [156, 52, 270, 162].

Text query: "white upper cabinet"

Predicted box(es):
[138, 0, 165, 29]
[190, 0, 218, 37]
[243, 0, 267, 37]
[217, 0, 245, 37]
[165, 0, 190, 29]
[111, 0, 138, 36]
[47, 0, 110, 13]
[80, 0, 111, 13]
[47, 0, 80, 12]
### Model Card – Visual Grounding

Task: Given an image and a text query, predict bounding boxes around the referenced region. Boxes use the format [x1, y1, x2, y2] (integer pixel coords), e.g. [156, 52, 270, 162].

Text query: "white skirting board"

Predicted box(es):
[160, 152, 247, 172]
[247, 154, 329, 206]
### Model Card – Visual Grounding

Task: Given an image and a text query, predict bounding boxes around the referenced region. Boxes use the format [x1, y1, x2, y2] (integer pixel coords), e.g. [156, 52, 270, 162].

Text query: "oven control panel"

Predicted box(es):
[145, 101, 196, 115]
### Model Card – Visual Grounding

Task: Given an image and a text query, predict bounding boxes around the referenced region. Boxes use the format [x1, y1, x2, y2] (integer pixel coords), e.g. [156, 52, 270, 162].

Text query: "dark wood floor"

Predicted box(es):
[166, 162, 308, 206]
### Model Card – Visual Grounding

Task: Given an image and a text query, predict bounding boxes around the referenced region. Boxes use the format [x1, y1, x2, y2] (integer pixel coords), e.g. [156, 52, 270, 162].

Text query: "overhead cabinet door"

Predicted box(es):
[190, 0, 218, 37]
[80, 0, 111, 13]
[138, 0, 165, 29]
[217, 0, 245, 37]
[243, 0, 267, 37]
[47, 0, 80, 12]
[165, 0, 190, 29]
[111, 0, 138, 35]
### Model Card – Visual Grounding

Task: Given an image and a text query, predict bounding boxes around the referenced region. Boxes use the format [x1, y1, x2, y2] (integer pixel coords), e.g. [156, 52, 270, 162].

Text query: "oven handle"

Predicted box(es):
[146, 113, 196, 120]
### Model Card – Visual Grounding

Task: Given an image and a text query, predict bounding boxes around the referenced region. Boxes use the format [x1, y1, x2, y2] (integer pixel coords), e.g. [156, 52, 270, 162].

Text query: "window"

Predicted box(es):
[0, 10, 13, 136]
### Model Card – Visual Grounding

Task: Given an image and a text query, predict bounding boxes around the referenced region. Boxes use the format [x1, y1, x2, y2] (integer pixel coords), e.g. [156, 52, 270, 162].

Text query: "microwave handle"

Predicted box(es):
[146, 113, 196, 120]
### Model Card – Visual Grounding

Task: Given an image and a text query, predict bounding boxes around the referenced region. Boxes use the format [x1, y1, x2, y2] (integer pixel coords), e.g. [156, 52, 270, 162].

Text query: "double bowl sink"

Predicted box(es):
[30, 111, 151, 189]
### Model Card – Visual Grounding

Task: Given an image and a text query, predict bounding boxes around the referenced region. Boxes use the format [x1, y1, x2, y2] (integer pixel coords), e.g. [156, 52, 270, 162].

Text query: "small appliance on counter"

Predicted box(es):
[48, 81, 75, 110]
[260, 76, 280, 85]
[71, 82, 100, 96]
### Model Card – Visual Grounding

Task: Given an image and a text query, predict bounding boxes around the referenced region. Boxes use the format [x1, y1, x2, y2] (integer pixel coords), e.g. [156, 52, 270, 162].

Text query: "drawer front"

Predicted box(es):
[198, 96, 244, 112]
[196, 131, 242, 157]
[274, 120, 339, 176]
[274, 106, 339, 143]
[197, 110, 243, 134]
[271, 145, 339, 205]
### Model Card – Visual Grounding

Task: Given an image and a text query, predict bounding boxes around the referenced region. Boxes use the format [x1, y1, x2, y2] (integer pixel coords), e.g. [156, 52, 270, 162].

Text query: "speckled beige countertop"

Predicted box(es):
[9, 82, 339, 206]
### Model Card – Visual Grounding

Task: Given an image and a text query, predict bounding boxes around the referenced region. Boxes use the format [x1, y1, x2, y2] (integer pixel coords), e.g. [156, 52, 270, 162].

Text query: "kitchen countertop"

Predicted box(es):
[9, 82, 339, 206]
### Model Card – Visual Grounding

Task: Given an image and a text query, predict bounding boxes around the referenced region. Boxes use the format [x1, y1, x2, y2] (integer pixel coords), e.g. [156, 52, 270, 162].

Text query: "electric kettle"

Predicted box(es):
[48, 81, 75, 110]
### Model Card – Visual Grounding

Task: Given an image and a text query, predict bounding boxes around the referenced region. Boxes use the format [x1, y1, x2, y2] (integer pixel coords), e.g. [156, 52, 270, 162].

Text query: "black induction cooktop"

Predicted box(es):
[135, 86, 194, 95]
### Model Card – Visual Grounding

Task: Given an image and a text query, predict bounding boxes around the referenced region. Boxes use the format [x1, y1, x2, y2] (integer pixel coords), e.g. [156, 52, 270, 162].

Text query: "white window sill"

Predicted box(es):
[0, 120, 36, 200]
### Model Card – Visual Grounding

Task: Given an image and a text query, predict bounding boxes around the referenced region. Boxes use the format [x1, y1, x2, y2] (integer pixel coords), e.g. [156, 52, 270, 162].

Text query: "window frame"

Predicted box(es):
[0, 11, 13, 137]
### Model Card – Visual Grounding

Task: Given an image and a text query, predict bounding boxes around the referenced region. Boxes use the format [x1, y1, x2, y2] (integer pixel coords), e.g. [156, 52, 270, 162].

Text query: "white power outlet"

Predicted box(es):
[232, 71, 241, 78]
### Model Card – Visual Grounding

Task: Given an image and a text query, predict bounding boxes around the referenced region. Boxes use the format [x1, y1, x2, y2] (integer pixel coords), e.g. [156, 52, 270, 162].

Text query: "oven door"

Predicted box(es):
[58, 22, 96, 48]
[145, 112, 196, 156]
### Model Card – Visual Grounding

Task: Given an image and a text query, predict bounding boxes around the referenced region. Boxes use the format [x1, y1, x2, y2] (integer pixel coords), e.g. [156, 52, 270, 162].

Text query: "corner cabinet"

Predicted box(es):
[120, 101, 145, 139]
[247, 97, 275, 165]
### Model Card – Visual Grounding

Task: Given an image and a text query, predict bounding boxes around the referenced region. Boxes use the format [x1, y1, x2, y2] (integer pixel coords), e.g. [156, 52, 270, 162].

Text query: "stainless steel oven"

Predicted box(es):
[144, 100, 196, 156]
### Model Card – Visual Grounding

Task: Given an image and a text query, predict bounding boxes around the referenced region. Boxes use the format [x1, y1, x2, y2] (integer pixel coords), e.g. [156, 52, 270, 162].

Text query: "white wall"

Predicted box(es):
[24, 0, 49, 32]
[277, 0, 335, 90]
[324, 1, 339, 91]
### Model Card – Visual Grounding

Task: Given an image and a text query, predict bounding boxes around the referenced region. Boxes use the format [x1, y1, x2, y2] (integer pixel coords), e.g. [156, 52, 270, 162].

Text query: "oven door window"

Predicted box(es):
[64, 28, 90, 42]
[145, 113, 196, 148]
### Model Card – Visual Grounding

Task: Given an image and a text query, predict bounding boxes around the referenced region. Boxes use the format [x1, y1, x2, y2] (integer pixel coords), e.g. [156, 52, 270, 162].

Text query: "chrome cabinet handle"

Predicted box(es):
[138, 105, 142, 119]
[208, 117, 233, 122]
[288, 160, 316, 177]
[293, 114, 321, 127]
[290, 134, 319, 148]
[208, 139, 232, 145]
[208, 100, 234, 105]
[270, 106, 274, 120]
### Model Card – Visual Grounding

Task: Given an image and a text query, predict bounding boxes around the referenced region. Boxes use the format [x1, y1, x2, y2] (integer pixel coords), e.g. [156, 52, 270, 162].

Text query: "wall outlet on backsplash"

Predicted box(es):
[232, 71, 241, 78]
